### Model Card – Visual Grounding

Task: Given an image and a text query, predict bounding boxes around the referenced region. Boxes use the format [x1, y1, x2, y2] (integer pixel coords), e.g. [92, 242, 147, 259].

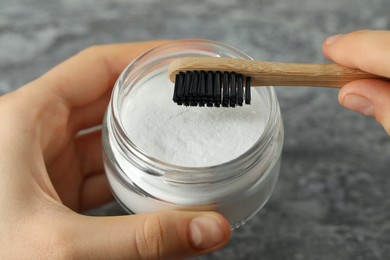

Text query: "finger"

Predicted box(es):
[322, 30, 390, 77]
[80, 173, 113, 210]
[73, 211, 231, 259]
[75, 130, 103, 176]
[76, 131, 113, 210]
[338, 79, 390, 134]
[71, 89, 111, 132]
[34, 40, 171, 109]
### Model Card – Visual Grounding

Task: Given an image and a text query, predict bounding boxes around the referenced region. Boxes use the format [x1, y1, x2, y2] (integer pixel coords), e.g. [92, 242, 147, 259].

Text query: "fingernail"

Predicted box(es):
[325, 34, 343, 45]
[189, 216, 225, 249]
[342, 94, 374, 116]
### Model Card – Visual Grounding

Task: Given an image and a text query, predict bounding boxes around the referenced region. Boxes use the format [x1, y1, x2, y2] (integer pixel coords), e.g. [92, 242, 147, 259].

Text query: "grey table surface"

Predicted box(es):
[1, 0, 390, 259]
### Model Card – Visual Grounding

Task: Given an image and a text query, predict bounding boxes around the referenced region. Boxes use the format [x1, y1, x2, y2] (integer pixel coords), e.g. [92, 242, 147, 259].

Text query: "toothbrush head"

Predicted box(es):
[172, 71, 251, 107]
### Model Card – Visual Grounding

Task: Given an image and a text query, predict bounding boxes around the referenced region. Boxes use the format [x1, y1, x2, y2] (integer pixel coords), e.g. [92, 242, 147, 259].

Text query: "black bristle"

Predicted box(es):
[173, 73, 180, 103]
[183, 72, 192, 106]
[174, 72, 185, 105]
[206, 71, 214, 107]
[214, 72, 221, 107]
[229, 72, 237, 107]
[198, 71, 206, 106]
[174, 71, 251, 107]
[245, 76, 251, 104]
[222, 72, 229, 107]
[189, 71, 199, 106]
[237, 74, 244, 106]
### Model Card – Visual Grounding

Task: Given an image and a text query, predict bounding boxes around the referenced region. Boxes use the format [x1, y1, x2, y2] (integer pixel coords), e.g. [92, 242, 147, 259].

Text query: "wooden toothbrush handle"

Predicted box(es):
[245, 60, 384, 87]
[168, 57, 387, 87]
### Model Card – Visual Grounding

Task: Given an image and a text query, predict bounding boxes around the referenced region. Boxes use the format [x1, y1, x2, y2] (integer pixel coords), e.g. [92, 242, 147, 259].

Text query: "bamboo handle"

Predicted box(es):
[168, 57, 387, 87]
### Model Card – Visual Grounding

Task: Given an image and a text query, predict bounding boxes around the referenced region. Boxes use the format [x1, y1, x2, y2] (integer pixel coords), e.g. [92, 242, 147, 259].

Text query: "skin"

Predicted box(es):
[1, 30, 389, 259]
[323, 30, 390, 134]
[0, 40, 231, 259]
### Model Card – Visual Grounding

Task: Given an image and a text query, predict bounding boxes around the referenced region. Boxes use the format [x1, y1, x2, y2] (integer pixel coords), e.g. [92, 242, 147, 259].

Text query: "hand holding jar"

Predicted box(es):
[0, 41, 230, 259]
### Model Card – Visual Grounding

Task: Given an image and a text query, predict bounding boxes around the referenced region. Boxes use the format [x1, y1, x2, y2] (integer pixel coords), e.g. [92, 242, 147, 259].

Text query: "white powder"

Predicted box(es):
[105, 69, 281, 226]
[121, 72, 267, 167]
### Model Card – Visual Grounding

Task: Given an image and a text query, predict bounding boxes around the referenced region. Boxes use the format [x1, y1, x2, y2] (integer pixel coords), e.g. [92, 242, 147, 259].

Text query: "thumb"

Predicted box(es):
[72, 211, 231, 259]
[338, 79, 390, 134]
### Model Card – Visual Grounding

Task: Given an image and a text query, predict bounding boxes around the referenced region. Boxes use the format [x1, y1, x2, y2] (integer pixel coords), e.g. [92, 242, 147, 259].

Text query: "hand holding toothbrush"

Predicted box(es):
[323, 30, 390, 134]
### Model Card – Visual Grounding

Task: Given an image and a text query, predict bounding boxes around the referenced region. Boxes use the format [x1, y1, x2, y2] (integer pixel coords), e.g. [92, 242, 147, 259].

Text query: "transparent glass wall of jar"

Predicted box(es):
[102, 40, 284, 228]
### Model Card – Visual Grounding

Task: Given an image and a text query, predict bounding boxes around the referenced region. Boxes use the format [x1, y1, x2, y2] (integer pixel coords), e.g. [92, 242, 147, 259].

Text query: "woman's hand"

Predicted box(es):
[0, 41, 230, 259]
[323, 30, 390, 134]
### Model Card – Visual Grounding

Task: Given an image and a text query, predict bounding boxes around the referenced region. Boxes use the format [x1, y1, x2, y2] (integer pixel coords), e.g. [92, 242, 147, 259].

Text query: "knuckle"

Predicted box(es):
[134, 215, 168, 259]
[80, 44, 103, 56]
[78, 45, 106, 65]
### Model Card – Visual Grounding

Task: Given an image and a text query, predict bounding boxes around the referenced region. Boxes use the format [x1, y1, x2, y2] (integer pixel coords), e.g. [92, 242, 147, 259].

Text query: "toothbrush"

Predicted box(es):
[168, 57, 387, 107]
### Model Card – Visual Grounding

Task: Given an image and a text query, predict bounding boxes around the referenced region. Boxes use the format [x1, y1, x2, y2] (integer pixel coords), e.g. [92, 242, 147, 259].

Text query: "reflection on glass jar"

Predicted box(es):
[102, 40, 284, 228]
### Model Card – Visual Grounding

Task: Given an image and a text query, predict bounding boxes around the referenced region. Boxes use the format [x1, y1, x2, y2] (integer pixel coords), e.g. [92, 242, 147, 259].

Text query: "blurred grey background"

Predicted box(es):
[1, 0, 390, 259]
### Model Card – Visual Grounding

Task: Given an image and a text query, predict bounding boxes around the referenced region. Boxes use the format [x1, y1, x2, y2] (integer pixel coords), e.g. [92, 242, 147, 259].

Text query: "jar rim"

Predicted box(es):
[108, 39, 283, 183]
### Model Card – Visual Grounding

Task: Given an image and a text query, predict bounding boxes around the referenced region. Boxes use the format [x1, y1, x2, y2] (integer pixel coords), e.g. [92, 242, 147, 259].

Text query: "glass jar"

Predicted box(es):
[102, 39, 284, 228]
